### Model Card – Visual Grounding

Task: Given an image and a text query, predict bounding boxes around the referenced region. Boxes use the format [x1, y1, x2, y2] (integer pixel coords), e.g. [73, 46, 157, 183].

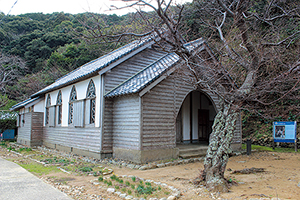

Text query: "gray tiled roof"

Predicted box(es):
[105, 53, 180, 97]
[105, 38, 205, 98]
[10, 97, 40, 111]
[31, 36, 154, 97]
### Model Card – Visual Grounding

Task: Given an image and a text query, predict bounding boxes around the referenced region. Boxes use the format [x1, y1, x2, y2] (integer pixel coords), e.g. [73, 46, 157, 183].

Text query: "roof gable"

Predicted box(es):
[105, 38, 205, 98]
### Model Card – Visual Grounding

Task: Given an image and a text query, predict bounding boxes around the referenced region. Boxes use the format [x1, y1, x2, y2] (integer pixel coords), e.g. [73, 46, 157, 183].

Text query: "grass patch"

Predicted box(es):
[242, 144, 298, 153]
[19, 161, 61, 176]
[0, 141, 8, 147]
[97, 175, 172, 199]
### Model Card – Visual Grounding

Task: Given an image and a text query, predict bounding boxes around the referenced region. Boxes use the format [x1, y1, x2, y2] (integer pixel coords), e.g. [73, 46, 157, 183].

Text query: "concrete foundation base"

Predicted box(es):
[17, 138, 42, 147]
[113, 147, 179, 164]
[42, 141, 110, 159]
[17, 138, 31, 147]
[231, 143, 242, 152]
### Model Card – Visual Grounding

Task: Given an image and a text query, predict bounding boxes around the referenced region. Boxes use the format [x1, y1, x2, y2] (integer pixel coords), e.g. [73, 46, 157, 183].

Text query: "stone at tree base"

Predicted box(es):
[139, 165, 149, 170]
[167, 196, 176, 200]
[107, 188, 115, 193]
[119, 193, 127, 198]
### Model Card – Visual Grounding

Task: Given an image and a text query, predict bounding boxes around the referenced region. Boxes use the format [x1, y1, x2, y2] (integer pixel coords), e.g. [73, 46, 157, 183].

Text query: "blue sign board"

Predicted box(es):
[273, 121, 297, 143]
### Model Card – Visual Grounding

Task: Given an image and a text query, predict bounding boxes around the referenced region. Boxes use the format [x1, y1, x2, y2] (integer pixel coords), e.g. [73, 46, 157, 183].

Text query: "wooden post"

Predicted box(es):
[246, 139, 251, 155]
[190, 92, 193, 143]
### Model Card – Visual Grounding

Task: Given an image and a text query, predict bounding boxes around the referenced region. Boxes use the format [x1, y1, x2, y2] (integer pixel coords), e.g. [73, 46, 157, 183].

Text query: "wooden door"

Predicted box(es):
[176, 109, 183, 143]
[198, 109, 209, 141]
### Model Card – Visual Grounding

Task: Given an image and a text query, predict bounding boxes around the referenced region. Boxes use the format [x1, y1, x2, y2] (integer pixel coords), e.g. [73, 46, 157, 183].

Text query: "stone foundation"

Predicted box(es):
[42, 141, 110, 159]
[231, 143, 242, 152]
[113, 147, 179, 164]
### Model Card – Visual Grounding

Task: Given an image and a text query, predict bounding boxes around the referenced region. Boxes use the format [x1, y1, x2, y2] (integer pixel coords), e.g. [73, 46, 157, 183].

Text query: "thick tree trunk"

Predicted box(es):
[202, 100, 239, 192]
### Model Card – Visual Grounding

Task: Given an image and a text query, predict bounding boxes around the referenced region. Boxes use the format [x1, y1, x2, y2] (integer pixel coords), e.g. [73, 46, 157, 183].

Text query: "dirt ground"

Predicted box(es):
[1, 146, 300, 200]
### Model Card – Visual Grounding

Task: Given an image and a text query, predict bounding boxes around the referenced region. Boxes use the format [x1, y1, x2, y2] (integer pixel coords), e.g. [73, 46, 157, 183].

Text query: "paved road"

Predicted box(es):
[0, 157, 72, 200]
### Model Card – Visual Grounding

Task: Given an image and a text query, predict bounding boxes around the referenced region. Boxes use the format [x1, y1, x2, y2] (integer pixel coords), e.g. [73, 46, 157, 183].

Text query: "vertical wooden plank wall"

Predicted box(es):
[17, 113, 32, 145]
[112, 95, 140, 150]
[102, 98, 113, 153]
[31, 112, 44, 146]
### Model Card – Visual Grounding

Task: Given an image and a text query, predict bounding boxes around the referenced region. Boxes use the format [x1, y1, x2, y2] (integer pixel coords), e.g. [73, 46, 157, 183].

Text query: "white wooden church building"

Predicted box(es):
[11, 36, 242, 163]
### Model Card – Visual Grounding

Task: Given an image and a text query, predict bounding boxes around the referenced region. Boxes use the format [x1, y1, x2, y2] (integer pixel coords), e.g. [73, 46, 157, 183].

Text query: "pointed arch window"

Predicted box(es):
[86, 80, 96, 124]
[69, 86, 77, 124]
[45, 94, 51, 125]
[57, 90, 62, 125]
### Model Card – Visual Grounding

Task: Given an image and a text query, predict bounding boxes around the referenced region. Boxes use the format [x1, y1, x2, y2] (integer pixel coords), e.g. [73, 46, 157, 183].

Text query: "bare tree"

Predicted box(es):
[0, 53, 26, 92]
[83, 0, 300, 192]
[0, 53, 26, 107]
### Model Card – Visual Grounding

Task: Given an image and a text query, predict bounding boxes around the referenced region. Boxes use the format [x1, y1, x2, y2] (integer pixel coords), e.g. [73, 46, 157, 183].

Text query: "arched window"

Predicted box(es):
[69, 86, 77, 124]
[57, 90, 62, 125]
[45, 94, 51, 125]
[86, 80, 96, 124]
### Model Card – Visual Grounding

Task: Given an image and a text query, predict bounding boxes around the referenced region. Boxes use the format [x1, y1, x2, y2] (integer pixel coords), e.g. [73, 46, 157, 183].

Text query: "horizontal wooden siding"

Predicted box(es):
[104, 48, 167, 94]
[43, 127, 101, 153]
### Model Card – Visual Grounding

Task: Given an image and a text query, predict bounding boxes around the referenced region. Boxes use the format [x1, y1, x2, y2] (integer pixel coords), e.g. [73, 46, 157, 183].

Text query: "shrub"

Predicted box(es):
[110, 174, 117, 180]
[131, 176, 136, 182]
[79, 166, 93, 172]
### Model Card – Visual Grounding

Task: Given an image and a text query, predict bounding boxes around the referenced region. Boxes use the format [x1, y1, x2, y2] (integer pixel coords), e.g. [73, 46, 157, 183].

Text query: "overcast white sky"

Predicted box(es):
[0, 0, 192, 16]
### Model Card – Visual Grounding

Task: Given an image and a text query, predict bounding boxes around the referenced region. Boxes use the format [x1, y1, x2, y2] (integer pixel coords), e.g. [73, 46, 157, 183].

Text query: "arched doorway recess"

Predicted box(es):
[176, 90, 217, 145]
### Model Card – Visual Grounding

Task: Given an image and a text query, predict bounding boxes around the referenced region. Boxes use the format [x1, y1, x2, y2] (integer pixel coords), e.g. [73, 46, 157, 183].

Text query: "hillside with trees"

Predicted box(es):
[0, 11, 136, 104]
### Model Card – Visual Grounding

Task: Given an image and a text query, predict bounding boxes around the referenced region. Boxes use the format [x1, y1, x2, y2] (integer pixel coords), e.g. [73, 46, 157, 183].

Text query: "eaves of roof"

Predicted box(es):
[10, 97, 41, 111]
[31, 35, 155, 98]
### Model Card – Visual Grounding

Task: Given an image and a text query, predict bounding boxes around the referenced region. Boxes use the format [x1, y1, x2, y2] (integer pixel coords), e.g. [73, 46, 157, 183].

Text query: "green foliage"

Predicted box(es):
[98, 176, 103, 182]
[0, 116, 17, 130]
[19, 162, 61, 176]
[131, 176, 136, 182]
[110, 174, 117, 180]
[145, 182, 151, 186]
[125, 180, 131, 186]
[242, 144, 299, 153]
[17, 147, 32, 152]
[107, 181, 112, 186]
[79, 166, 93, 172]
[136, 184, 157, 195]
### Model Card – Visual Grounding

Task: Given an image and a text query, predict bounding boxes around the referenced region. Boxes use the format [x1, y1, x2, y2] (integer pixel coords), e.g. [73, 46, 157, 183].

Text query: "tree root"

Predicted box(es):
[231, 167, 265, 174]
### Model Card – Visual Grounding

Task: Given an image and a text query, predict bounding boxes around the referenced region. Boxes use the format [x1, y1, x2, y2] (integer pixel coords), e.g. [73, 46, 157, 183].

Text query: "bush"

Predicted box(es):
[79, 166, 93, 172]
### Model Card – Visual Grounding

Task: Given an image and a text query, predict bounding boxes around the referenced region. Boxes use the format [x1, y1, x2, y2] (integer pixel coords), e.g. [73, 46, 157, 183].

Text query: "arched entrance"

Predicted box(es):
[176, 90, 217, 145]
